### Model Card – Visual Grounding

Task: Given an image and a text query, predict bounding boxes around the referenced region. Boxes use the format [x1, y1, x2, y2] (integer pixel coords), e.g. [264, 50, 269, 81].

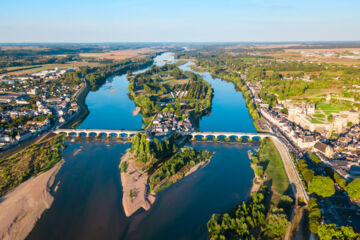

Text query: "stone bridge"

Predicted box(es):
[188, 131, 272, 140]
[53, 129, 143, 138]
[54, 129, 272, 140]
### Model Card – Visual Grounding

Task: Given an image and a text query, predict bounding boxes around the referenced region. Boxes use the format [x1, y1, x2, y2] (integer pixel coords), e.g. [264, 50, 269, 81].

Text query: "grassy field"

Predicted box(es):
[3, 61, 100, 75]
[307, 116, 324, 124]
[260, 138, 290, 204]
[5, 65, 43, 71]
[313, 113, 325, 118]
[302, 88, 340, 98]
[317, 103, 347, 115]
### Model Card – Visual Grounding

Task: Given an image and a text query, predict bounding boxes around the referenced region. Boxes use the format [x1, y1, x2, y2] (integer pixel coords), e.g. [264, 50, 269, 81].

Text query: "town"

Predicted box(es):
[249, 83, 360, 180]
[149, 110, 194, 134]
[0, 67, 83, 149]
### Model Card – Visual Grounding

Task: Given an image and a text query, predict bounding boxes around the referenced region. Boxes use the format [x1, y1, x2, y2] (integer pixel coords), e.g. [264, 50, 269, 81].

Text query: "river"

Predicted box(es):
[26, 52, 257, 240]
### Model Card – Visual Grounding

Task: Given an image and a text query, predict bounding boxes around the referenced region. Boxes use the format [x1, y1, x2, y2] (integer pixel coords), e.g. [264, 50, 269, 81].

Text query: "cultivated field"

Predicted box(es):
[79, 48, 163, 60]
[3, 61, 100, 75]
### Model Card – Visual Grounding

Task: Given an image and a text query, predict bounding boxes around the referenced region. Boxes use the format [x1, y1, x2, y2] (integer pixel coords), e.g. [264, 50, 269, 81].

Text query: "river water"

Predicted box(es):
[27, 53, 257, 240]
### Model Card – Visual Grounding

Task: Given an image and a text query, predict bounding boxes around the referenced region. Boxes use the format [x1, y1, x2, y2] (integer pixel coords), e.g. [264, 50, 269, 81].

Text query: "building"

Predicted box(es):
[314, 141, 334, 158]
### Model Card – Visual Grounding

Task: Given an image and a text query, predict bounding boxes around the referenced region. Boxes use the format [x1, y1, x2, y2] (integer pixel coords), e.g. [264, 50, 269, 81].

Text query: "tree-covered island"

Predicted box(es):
[127, 64, 213, 131]
[120, 132, 213, 217]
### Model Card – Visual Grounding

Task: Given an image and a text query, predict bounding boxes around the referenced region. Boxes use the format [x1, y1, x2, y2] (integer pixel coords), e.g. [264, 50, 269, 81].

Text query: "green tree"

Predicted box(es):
[263, 208, 289, 239]
[328, 115, 334, 122]
[309, 176, 335, 198]
[278, 195, 294, 214]
[346, 178, 360, 201]
[308, 198, 322, 234]
[302, 168, 315, 183]
[334, 172, 347, 189]
[318, 224, 360, 240]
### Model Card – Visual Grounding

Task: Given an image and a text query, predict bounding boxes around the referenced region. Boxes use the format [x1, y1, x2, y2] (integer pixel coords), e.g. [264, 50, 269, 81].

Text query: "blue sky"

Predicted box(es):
[1, 0, 359, 42]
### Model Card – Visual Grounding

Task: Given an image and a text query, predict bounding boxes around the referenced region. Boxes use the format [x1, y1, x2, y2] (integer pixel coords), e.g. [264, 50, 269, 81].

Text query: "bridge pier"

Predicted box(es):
[52, 130, 272, 143]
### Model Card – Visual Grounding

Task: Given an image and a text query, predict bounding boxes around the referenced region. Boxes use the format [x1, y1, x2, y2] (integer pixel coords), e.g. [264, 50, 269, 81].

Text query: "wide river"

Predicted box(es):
[27, 53, 257, 240]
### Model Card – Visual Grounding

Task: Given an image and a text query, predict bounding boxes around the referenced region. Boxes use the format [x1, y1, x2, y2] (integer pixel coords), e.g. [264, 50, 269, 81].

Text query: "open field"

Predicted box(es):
[79, 48, 163, 60]
[261, 138, 290, 204]
[317, 103, 347, 115]
[263, 48, 360, 66]
[226, 43, 304, 50]
[302, 88, 340, 98]
[2, 61, 100, 75]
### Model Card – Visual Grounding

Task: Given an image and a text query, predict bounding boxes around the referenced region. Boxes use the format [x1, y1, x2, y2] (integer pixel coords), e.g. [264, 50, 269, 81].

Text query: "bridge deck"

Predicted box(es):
[54, 129, 272, 138]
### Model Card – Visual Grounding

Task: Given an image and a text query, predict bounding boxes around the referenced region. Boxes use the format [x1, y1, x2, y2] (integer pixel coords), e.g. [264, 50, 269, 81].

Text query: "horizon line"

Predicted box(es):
[1, 40, 360, 45]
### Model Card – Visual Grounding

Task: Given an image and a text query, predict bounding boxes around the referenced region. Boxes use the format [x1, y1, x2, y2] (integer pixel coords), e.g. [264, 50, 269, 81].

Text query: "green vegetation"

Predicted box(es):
[317, 103, 346, 115]
[346, 178, 360, 201]
[120, 161, 128, 173]
[207, 137, 294, 239]
[149, 147, 212, 193]
[333, 172, 347, 189]
[308, 198, 322, 234]
[127, 63, 212, 124]
[297, 159, 315, 186]
[0, 135, 66, 196]
[178, 51, 360, 109]
[129, 133, 212, 193]
[318, 224, 360, 240]
[262, 208, 290, 239]
[310, 153, 322, 164]
[327, 167, 360, 201]
[251, 137, 290, 199]
[81, 57, 153, 91]
[207, 185, 269, 240]
[309, 176, 335, 198]
[262, 138, 290, 198]
[130, 133, 181, 167]
[130, 133, 154, 163]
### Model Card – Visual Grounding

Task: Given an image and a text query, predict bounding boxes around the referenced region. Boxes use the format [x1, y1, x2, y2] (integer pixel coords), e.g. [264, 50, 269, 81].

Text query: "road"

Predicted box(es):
[271, 136, 309, 202]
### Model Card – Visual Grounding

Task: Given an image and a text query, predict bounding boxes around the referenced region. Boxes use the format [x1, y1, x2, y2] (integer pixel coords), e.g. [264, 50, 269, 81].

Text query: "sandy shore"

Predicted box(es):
[185, 154, 213, 177]
[132, 106, 141, 116]
[0, 160, 64, 240]
[120, 150, 155, 217]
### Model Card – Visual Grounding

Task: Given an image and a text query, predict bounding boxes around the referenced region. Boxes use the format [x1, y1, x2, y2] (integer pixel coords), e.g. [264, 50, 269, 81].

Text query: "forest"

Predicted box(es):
[80, 57, 153, 91]
[207, 184, 270, 239]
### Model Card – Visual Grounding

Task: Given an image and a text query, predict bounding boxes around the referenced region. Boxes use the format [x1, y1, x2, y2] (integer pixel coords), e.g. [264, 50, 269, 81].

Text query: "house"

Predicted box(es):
[0, 95, 16, 103]
[314, 141, 334, 158]
[27, 87, 39, 95]
[298, 135, 316, 149]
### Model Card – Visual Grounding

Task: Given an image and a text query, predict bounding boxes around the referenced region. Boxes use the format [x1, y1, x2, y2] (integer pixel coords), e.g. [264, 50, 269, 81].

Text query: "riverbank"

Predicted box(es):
[132, 106, 141, 116]
[120, 150, 156, 217]
[185, 154, 212, 177]
[0, 160, 64, 240]
[60, 81, 90, 129]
